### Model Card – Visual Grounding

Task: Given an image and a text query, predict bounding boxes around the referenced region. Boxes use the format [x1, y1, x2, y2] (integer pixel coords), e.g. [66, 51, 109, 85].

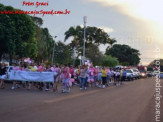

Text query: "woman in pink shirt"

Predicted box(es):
[53, 64, 61, 92]
[62, 64, 70, 93]
[88, 65, 95, 88]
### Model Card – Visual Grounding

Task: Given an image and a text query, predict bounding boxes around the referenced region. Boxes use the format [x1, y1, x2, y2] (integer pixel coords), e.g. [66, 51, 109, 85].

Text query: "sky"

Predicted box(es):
[1, 0, 163, 65]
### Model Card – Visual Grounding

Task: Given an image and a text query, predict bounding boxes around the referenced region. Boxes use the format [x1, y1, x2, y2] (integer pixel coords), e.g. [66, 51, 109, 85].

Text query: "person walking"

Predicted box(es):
[79, 65, 87, 90]
[62, 64, 70, 93]
[101, 67, 107, 88]
[0, 63, 7, 89]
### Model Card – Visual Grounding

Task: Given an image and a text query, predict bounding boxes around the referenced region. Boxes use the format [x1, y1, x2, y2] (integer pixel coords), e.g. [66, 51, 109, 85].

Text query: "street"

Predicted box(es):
[0, 78, 162, 122]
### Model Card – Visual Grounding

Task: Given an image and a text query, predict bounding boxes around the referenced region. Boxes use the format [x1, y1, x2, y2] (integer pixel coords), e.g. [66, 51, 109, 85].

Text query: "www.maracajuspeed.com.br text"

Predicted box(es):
[0, 9, 70, 16]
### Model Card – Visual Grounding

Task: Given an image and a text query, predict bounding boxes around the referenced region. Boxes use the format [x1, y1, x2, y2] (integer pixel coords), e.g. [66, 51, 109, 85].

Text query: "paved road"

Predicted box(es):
[0, 78, 162, 122]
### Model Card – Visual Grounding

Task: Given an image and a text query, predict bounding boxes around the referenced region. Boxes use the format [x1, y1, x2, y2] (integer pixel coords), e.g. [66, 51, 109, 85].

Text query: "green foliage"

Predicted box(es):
[85, 26, 111, 46]
[102, 55, 119, 67]
[122, 62, 129, 66]
[148, 59, 163, 72]
[0, 4, 142, 66]
[36, 27, 54, 62]
[109, 38, 117, 47]
[74, 58, 80, 67]
[85, 44, 104, 66]
[0, 4, 37, 63]
[54, 41, 73, 64]
[105, 44, 140, 65]
[64, 26, 111, 58]
[31, 16, 43, 26]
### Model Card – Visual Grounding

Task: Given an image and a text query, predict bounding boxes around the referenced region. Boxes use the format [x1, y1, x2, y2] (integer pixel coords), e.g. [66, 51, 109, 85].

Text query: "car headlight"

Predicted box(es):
[141, 73, 145, 76]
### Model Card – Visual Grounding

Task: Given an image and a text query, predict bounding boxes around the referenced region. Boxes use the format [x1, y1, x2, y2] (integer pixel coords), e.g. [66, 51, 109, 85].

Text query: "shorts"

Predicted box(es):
[62, 78, 70, 84]
[98, 73, 102, 81]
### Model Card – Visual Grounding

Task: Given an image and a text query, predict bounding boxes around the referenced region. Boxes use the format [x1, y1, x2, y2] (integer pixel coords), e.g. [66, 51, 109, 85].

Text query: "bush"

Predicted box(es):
[102, 55, 119, 67]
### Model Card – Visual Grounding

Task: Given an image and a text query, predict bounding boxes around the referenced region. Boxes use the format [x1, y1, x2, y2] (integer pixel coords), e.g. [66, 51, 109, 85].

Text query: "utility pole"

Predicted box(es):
[52, 36, 57, 65]
[83, 16, 87, 65]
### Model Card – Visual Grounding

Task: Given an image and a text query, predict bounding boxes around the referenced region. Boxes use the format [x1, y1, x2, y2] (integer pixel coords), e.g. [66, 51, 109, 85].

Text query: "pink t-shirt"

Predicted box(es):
[63, 67, 70, 78]
[89, 68, 94, 76]
[13, 66, 19, 71]
[38, 66, 44, 72]
[93, 68, 97, 76]
[54, 67, 59, 72]
[22, 68, 29, 71]
[69, 68, 75, 76]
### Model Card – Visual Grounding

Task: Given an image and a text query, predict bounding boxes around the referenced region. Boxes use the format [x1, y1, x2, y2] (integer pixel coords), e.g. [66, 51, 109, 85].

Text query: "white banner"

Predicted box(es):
[9, 70, 55, 82]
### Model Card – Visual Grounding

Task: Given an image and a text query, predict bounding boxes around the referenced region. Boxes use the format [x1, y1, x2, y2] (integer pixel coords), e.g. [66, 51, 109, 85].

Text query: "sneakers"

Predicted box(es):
[45, 88, 49, 91]
[67, 88, 71, 93]
[11, 86, 15, 90]
[102, 85, 105, 88]
[62, 89, 66, 93]
[80, 87, 87, 90]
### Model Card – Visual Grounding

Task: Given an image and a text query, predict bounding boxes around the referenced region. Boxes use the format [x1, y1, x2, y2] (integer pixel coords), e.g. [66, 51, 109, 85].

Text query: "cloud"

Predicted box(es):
[99, 26, 114, 33]
[88, 0, 163, 26]
[80, 24, 114, 33]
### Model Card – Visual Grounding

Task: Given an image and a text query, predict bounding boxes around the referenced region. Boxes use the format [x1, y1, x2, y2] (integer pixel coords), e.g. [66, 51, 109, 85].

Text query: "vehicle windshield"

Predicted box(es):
[139, 69, 145, 72]
[126, 70, 132, 73]
[133, 69, 137, 72]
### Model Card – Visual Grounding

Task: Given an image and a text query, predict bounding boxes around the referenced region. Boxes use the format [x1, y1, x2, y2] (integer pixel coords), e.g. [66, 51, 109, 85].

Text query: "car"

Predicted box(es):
[147, 71, 155, 77]
[159, 72, 163, 79]
[115, 65, 123, 70]
[133, 68, 140, 79]
[137, 65, 147, 78]
[140, 71, 147, 78]
[126, 69, 134, 81]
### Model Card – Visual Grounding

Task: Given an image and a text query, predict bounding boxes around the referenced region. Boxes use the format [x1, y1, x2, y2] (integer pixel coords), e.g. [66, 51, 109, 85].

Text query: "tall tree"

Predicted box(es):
[109, 38, 117, 47]
[64, 26, 83, 65]
[54, 41, 73, 64]
[105, 44, 140, 65]
[0, 4, 37, 64]
[64, 25, 111, 59]
[85, 44, 104, 66]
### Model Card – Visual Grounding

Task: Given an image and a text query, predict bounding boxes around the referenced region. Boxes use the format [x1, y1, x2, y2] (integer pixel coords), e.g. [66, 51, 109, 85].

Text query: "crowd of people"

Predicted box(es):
[0, 62, 128, 93]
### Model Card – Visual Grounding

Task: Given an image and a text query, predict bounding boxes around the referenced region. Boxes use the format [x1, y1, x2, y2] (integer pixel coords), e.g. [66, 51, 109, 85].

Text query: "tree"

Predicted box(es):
[36, 28, 54, 63]
[54, 41, 73, 64]
[85, 44, 104, 66]
[105, 44, 140, 65]
[85, 26, 111, 46]
[108, 38, 117, 48]
[74, 58, 80, 67]
[122, 62, 129, 66]
[148, 59, 163, 72]
[0, 4, 37, 64]
[64, 26, 111, 59]
[102, 55, 119, 67]
[64, 26, 83, 65]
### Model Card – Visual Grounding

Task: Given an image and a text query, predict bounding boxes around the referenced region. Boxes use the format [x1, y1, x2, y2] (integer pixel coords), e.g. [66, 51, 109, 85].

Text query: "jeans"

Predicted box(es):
[94, 76, 97, 86]
[46, 82, 49, 89]
[102, 77, 107, 85]
[86, 77, 88, 87]
[80, 77, 86, 88]
[62, 78, 70, 89]
[107, 75, 111, 82]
